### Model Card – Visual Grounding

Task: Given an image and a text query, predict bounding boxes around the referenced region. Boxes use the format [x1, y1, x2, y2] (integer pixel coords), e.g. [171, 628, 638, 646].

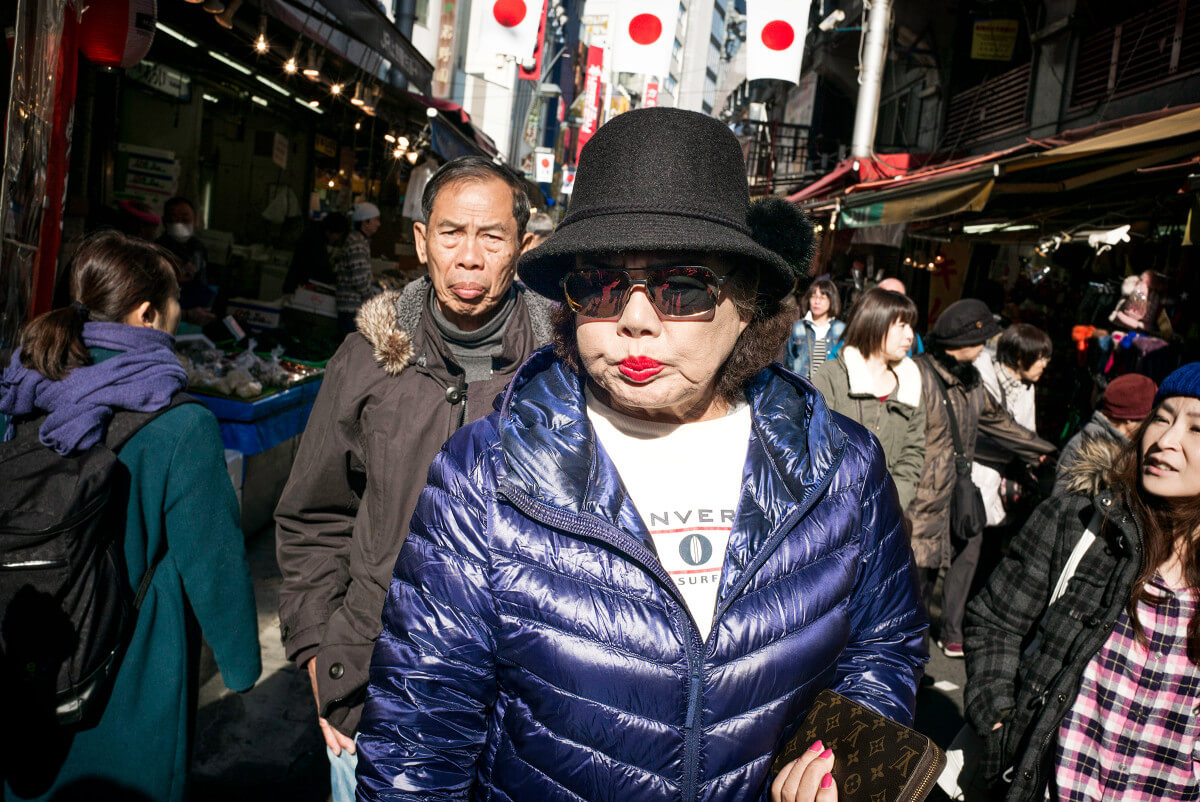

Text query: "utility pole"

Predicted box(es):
[850, 0, 891, 159]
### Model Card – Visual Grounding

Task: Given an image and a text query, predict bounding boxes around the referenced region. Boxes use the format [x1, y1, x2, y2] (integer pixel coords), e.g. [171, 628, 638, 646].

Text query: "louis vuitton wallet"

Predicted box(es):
[769, 689, 945, 802]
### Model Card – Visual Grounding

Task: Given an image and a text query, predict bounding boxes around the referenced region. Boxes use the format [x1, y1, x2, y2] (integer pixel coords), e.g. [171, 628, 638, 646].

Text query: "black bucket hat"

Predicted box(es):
[518, 107, 804, 303]
[931, 299, 1002, 348]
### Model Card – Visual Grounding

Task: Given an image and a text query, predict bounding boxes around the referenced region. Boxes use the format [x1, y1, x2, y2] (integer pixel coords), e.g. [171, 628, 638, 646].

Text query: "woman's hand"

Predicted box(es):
[771, 740, 837, 802]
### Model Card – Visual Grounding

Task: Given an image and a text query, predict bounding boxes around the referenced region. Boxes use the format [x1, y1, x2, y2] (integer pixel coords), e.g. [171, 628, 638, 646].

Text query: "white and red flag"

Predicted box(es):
[534, 149, 555, 183]
[746, 0, 812, 84]
[610, 0, 675, 78]
[473, 0, 544, 64]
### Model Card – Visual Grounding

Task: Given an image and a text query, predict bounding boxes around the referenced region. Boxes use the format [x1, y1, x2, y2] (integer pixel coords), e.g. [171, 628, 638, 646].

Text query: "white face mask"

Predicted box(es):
[166, 222, 194, 241]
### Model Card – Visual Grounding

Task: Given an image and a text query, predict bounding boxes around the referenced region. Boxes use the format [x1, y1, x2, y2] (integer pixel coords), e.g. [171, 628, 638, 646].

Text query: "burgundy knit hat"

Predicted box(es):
[1100, 373, 1158, 421]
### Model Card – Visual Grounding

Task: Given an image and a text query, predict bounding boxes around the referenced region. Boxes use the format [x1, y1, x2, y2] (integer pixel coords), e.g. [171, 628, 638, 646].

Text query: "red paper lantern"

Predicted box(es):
[78, 0, 156, 69]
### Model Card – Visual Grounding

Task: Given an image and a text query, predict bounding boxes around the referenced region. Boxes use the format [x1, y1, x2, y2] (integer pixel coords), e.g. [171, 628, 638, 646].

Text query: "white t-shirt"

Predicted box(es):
[585, 388, 751, 641]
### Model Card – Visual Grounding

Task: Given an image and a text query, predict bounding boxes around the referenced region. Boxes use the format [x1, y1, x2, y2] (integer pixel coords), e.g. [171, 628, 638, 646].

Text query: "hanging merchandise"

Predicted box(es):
[473, 0, 544, 65]
[610, 0, 674, 78]
[78, 0, 156, 69]
[745, 0, 812, 84]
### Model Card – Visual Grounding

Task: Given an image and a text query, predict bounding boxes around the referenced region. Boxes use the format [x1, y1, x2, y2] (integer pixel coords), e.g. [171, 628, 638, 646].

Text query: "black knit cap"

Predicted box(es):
[518, 107, 801, 302]
[931, 298, 1002, 348]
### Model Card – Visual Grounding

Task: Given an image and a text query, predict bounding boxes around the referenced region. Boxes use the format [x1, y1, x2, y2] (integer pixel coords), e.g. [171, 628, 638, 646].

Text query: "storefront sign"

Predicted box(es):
[127, 60, 192, 100]
[578, 45, 605, 151]
[561, 166, 576, 194]
[534, 148, 555, 183]
[432, 0, 457, 98]
[783, 72, 817, 127]
[114, 143, 178, 214]
[314, 134, 337, 157]
[643, 79, 659, 108]
[273, 133, 289, 169]
[971, 19, 1018, 61]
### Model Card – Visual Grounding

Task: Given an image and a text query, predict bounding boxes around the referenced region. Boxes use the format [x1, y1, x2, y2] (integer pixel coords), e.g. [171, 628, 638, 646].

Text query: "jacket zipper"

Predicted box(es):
[500, 420, 846, 801]
[499, 483, 707, 801]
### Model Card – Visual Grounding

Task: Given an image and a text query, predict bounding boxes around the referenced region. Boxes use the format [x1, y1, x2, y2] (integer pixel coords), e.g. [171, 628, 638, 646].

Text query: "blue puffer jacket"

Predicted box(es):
[787, 317, 846, 379]
[357, 348, 928, 802]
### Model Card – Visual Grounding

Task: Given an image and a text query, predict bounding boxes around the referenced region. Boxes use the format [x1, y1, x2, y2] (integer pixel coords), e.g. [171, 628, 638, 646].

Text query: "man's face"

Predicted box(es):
[414, 177, 523, 332]
[360, 216, 382, 237]
[164, 203, 195, 226]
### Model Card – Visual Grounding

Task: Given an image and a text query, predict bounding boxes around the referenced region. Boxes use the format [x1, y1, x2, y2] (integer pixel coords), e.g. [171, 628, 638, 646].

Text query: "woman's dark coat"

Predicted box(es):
[908, 351, 1055, 569]
[964, 438, 1142, 800]
[356, 349, 928, 801]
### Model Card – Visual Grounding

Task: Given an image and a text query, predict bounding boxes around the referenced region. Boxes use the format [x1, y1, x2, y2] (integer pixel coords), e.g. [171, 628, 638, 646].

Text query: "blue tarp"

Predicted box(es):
[192, 380, 322, 456]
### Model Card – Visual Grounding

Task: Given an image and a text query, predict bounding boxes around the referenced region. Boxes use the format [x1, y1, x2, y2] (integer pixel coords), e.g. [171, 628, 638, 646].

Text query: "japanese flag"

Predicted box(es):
[746, 0, 812, 84]
[535, 151, 555, 183]
[610, 0, 675, 78]
[562, 166, 577, 194]
[474, 0, 543, 63]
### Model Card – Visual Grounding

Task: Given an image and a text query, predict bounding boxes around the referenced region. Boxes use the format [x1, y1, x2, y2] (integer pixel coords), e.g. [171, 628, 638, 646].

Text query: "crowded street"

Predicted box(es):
[3, 0, 1200, 801]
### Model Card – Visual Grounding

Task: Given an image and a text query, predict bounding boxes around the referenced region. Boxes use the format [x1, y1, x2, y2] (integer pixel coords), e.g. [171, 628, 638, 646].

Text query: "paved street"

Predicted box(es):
[188, 530, 967, 801]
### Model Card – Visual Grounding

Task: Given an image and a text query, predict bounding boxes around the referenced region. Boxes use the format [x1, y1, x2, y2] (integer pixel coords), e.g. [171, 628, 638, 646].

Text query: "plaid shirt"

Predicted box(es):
[335, 230, 377, 313]
[1050, 578, 1200, 800]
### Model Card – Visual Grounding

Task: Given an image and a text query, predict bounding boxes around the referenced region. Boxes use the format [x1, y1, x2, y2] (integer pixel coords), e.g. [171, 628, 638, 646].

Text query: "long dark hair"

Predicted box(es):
[1111, 400, 1200, 662]
[18, 230, 180, 380]
[842, 288, 918, 360]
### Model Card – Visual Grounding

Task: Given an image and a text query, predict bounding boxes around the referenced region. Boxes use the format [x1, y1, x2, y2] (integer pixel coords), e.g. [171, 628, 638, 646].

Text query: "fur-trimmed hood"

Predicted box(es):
[354, 276, 556, 376]
[1060, 434, 1123, 497]
[840, 346, 922, 408]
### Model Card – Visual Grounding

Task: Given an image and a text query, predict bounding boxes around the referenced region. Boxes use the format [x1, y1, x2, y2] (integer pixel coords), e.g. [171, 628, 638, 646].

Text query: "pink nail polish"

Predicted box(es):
[820, 773, 834, 789]
[809, 739, 824, 752]
[820, 748, 833, 759]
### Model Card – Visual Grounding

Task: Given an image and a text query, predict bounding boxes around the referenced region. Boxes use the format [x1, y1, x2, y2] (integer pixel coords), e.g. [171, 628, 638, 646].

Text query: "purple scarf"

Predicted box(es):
[0, 321, 187, 454]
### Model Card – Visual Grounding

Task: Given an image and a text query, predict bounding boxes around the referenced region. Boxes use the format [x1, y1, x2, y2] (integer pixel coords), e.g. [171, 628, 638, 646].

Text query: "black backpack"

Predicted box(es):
[0, 397, 193, 728]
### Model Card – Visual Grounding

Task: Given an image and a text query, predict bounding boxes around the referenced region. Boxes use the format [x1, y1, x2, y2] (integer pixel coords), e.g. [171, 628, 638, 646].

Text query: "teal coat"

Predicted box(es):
[3, 349, 261, 802]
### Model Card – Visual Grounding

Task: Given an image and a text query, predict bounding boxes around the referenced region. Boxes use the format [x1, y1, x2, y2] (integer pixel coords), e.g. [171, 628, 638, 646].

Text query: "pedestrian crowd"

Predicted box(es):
[0, 106, 1196, 802]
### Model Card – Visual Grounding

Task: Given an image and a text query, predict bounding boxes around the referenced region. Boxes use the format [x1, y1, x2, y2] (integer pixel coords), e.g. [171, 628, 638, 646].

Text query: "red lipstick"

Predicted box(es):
[619, 356, 663, 382]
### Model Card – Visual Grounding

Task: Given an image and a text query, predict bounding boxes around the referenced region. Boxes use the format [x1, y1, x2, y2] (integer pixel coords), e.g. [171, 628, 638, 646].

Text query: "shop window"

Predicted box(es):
[666, 74, 678, 94]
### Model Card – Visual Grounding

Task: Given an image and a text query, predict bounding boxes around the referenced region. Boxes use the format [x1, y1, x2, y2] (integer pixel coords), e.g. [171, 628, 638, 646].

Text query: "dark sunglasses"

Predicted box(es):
[561, 265, 733, 319]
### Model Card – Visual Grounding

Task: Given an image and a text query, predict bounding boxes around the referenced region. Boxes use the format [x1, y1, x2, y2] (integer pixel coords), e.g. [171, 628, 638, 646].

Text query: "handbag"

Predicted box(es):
[771, 689, 945, 802]
[933, 374, 986, 544]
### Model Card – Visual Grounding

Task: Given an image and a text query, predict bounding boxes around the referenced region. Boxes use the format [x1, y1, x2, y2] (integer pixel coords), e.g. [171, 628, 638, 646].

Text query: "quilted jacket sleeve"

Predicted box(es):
[356, 433, 499, 801]
[832, 437, 929, 726]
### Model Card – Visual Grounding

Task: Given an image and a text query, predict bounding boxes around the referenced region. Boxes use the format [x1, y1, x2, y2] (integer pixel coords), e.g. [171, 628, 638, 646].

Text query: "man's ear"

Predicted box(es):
[520, 232, 534, 253]
[413, 221, 428, 265]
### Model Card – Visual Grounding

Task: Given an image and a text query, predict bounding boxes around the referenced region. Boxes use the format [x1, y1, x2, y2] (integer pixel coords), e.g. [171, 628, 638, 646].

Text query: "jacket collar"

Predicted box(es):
[841, 346, 921, 408]
[355, 276, 555, 377]
[496, 350, 848, 537]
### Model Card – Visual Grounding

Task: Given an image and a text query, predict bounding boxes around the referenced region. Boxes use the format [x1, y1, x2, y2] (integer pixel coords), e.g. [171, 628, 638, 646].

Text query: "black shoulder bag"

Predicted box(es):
[933, 374, 987, 545]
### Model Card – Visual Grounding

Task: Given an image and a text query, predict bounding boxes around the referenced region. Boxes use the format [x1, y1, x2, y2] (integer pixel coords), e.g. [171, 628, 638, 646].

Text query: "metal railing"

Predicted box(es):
[734, 120, 816, 195]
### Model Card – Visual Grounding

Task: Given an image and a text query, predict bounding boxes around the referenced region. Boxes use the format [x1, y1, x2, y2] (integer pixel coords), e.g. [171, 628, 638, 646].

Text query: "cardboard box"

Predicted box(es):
[289, 283, 337, 318]
[226, 297, 282, 330]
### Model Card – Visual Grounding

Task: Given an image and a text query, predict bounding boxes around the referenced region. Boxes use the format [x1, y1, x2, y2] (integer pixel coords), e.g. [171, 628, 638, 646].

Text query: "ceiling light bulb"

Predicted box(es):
[406, 150, 419, 164]
[284, 57, 297, 74]
[328, 180, 335, 188]
[354, 121, 361, 130]
[350, 83, 365, 105]
[397, 136, 409, 149]
[384, 133, 396, 143]
[331, 83, 343, 95]
[255, 35, 269, 53]
[302, 49, 323, 79]
[393, 147, 403, 159]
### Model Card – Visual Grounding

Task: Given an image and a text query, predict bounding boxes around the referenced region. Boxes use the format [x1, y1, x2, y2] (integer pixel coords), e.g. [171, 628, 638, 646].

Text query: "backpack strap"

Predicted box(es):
[1049, 508, 1105, 607]
[103, 394, 197, 453]
[104, 393, 199, 610]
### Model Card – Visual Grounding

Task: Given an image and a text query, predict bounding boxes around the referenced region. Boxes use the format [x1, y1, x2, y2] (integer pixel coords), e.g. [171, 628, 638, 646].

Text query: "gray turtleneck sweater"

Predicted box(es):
[428, 287, 517, 384]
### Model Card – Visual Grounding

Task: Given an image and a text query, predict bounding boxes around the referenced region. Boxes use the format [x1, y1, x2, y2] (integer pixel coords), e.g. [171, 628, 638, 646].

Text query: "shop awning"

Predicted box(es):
[264, 0, 433, 93]
[837, 179, 996, 228]
[796, 105, 1200, 229]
